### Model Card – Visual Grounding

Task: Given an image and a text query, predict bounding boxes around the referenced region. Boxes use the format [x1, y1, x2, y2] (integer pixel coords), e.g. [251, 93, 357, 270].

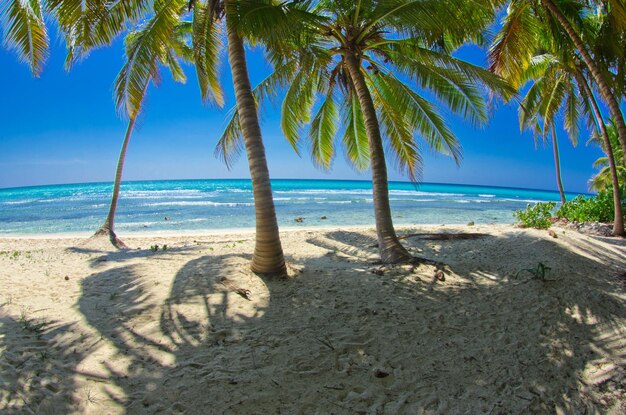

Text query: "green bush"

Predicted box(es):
[556, 190, 619, 223]
[515, 202, 556, 229]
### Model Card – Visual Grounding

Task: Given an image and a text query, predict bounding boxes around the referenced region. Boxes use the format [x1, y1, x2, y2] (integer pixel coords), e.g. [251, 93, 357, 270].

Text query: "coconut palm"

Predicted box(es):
[490, 0, 626, 161]
[219, 0, 514, 263]
[516, 52, 582, 205]
[94, 18, 196, 248]
[2, 0, 294, 275]
[492, 4, 625, 235]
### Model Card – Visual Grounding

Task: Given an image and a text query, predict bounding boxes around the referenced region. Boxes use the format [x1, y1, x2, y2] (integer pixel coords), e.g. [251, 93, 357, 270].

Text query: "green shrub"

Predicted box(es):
[515, 202, 556, 229]
[556, 190, 620, 223]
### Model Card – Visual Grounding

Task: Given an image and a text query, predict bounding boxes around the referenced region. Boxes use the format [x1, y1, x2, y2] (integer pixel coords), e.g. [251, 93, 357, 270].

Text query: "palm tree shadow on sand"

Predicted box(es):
[77, 229, 625, 414]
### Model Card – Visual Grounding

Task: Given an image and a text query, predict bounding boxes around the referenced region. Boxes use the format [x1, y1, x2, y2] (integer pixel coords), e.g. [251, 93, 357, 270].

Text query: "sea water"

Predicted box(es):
[0, 179, 577, 235]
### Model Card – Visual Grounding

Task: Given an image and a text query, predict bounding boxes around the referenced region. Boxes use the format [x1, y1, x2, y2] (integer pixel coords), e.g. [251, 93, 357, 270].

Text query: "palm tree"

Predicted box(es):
[220, 0, 514, 263]
[491, 4, 625, 235]
[516, 53, 583, 205]
[2, 0, 291, 275]
[578, 75, 625, 236]
[94, 18, 196, 248]
[490, 0, 626, 161]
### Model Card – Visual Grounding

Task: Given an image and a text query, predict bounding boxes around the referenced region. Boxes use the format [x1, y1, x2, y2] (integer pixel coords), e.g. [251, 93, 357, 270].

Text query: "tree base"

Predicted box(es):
[92, 226, 127, 249]
[250, 259, 288, 278]
[379, 240, 414, 264]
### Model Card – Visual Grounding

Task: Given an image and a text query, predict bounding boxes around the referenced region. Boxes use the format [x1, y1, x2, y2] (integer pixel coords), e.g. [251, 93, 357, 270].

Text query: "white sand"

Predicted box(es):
[0, 224, 624, 414]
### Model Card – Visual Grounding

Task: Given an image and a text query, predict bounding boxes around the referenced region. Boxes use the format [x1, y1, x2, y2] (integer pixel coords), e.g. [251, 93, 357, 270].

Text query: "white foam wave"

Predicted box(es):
[1, 199, 37, 205]
[275, 189, 465, 197]
[144, 201, 254, 207]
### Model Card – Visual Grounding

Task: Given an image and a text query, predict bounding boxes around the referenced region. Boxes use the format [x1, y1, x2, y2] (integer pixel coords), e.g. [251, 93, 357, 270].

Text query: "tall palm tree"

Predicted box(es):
[94, 18, 196, 248]
[491, 4, 625, 235]
[2, 0, 292, 275]
[490, 0, 626, 161]
[516, 53, 583, 204]
[220, 0, 514, 263]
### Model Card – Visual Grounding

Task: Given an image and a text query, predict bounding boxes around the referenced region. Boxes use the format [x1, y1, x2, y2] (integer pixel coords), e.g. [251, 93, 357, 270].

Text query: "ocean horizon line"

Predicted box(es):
[0, 177, 591, 197]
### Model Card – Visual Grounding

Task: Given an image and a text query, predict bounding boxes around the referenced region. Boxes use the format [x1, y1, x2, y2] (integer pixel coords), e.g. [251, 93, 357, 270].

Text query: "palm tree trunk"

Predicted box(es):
[551, 124, 567, 205]
[225, 9, 286, 275]
[541, 0, 626, 162]
[345, 52, 412, 263]
[93, 115, 137, 248]
[578, 73, 625, 236]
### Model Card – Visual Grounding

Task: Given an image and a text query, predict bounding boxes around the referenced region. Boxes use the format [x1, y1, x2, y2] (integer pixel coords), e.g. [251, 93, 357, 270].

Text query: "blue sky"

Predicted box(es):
[0, 32, 606, 193]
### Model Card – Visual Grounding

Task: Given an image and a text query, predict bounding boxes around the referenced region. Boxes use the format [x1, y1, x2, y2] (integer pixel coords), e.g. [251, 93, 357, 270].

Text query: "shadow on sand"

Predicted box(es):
[0, 311, 91, 414]
[69, 228, 625, 413]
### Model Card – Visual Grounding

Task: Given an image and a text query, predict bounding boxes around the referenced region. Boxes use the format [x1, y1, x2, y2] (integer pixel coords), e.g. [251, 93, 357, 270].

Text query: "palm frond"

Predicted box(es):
[1, 0, 48, 76]
[366, 70, 422, 181]
[114, 0, 186, 117]
[341, 90, 370, 171]
[193, 0, 224, 106]
[308, 90, 338, 169]
[215, 106, 244, 169]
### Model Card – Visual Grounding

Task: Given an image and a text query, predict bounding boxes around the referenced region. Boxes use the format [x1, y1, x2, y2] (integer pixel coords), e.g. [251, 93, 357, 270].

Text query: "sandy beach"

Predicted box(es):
[0, 224, 624, 414]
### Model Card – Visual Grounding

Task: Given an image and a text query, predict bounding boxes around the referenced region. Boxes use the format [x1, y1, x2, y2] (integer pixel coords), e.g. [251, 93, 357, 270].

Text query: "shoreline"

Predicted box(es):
[0, 222, 512, 240]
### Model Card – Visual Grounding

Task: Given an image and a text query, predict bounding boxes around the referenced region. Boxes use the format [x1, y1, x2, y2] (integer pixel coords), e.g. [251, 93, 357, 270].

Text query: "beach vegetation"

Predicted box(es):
[515, 202, 556, 229]
[515, 262, 552, 282]
[556, 190, 623, 223]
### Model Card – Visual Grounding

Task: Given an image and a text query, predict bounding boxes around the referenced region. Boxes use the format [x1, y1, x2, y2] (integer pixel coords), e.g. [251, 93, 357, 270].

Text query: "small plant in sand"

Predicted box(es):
[19, 312, 47, 334]
[516, 262, 552, 282]
[150, 245, 159, 252]
[515, 202, 556, 229]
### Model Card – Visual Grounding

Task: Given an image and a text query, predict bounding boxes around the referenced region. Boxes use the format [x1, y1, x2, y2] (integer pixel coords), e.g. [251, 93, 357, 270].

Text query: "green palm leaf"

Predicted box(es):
[309, 90, 338, 169]
[192, 0, 224, 106]
[1, 0, 48, 76]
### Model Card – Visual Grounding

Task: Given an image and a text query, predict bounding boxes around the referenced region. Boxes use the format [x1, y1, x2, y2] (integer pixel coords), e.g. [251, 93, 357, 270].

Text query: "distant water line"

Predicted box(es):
[0, 179, 576, 235]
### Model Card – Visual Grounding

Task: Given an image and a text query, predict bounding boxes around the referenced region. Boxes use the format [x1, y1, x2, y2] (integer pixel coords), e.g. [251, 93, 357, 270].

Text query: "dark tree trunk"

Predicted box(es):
[551, 124, 567, 205]
[93, 115, 137, 249]
[225, 7, 287, 275]
[344, 52, 412, 263]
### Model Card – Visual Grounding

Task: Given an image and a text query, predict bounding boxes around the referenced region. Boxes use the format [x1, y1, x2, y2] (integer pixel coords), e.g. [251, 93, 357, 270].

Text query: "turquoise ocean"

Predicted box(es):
[0, 179, 577, 235]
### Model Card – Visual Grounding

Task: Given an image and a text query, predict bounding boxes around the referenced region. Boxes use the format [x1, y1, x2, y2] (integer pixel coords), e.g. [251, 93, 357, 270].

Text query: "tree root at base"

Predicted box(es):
[92, 227, 128, 249]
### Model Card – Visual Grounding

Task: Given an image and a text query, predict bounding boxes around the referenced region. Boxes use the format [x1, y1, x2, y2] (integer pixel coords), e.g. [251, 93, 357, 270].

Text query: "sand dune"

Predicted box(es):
[0, 224, 624, 414]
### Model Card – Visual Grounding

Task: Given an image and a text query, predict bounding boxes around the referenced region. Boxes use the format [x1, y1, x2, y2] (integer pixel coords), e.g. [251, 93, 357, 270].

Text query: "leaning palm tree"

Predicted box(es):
[2, 0, 293, 275]
[220, 0, 514, 263]
[578, 76, 625, 236]
[94, 19, 196, 248]
[491, 5, 625, 235]
[490, 0, 626, 161]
